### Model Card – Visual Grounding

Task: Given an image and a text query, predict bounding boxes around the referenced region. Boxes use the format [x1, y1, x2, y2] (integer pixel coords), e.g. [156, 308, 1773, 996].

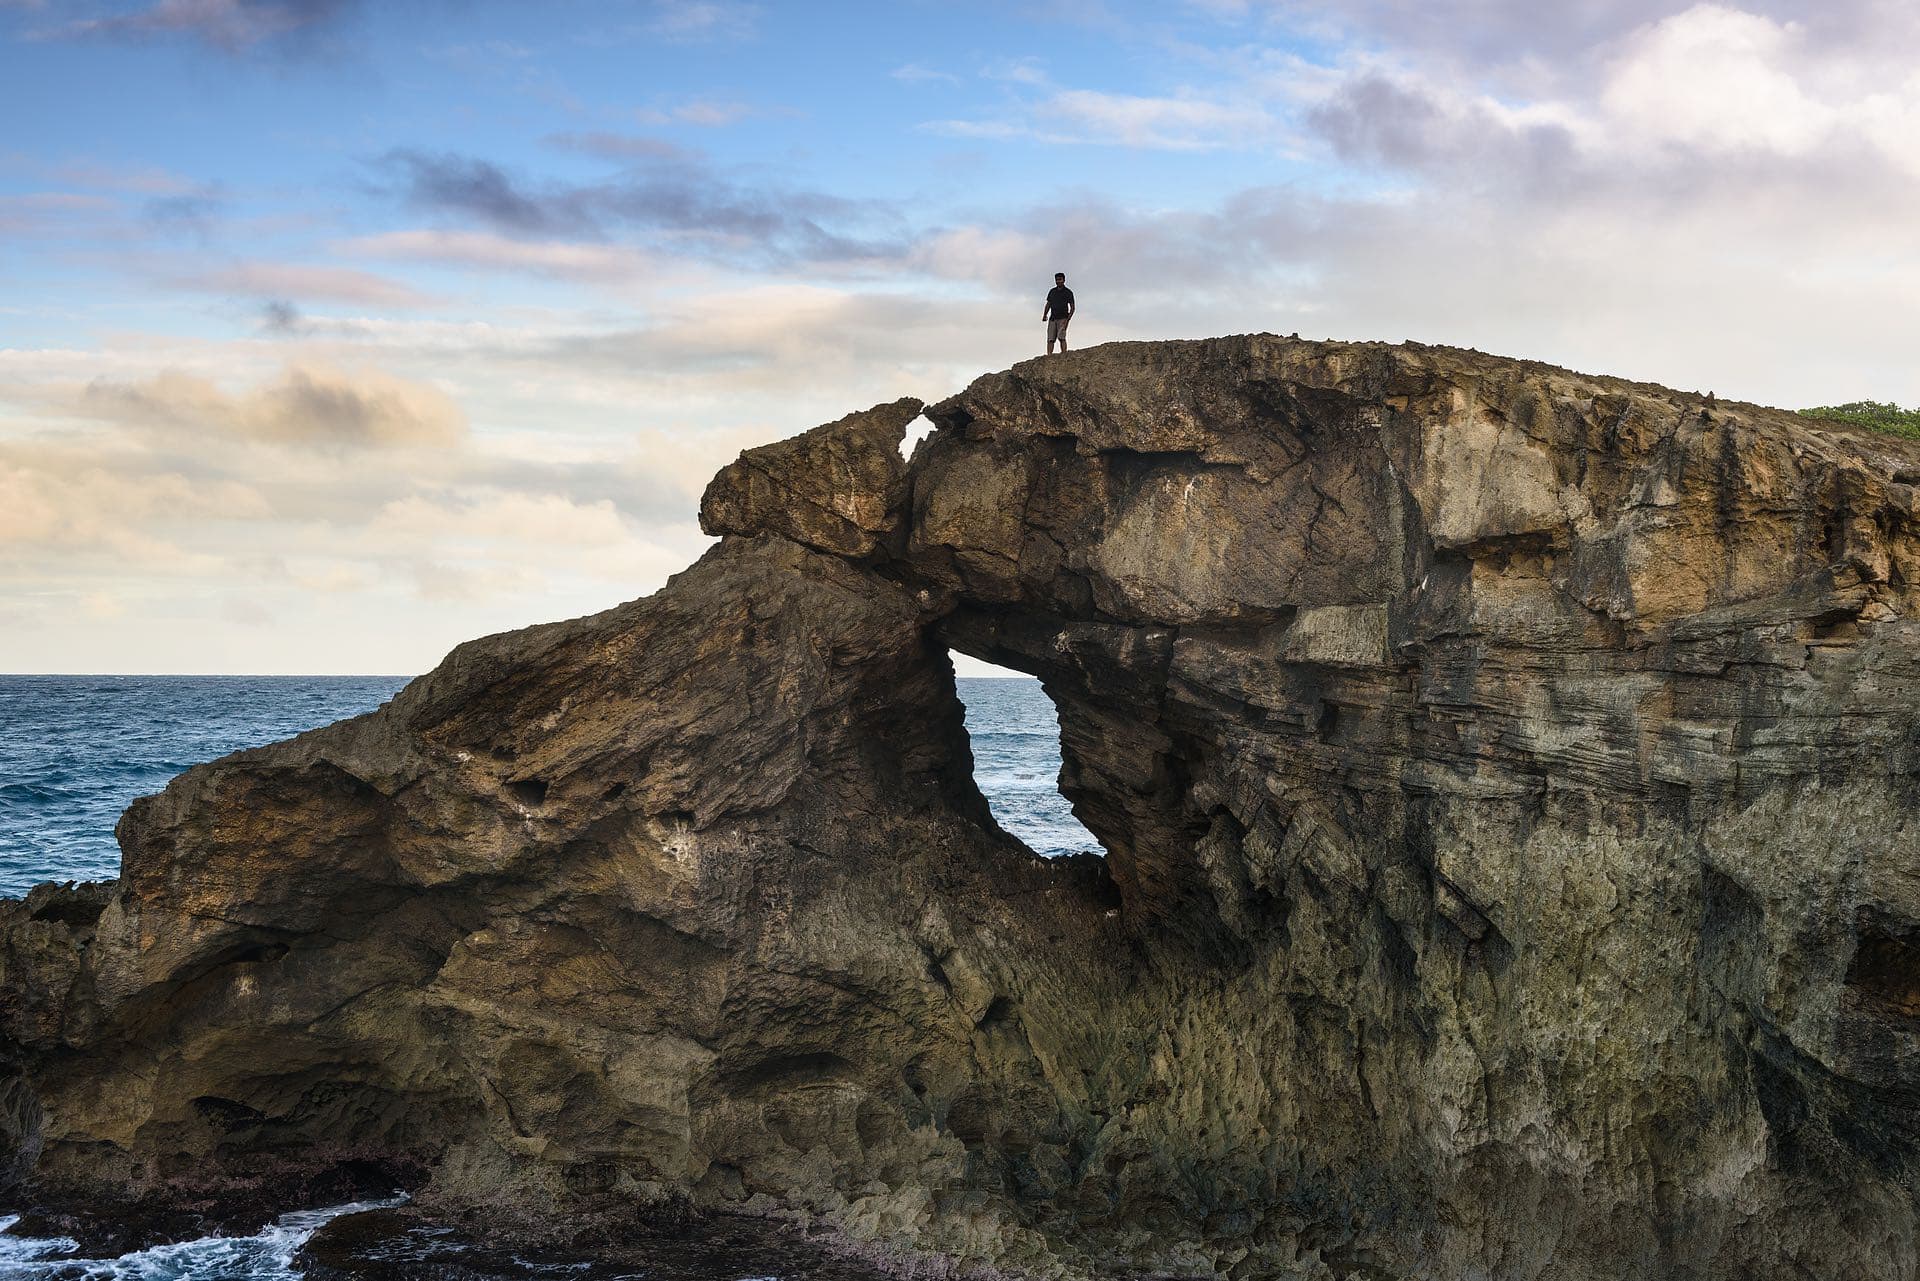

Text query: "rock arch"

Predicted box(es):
[6, 336, 1920, 1279]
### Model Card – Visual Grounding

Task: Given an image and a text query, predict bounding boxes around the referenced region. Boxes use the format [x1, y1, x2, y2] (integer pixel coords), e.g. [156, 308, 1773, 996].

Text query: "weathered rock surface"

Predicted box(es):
[5, 336, 1920, 1279]
[700, 397, 921, 558]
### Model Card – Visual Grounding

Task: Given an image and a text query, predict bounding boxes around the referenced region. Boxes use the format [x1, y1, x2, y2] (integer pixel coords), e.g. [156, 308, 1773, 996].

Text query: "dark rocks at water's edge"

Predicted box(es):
[4, 334, 1920, 1280]
[0, 1157, 408, 1257]
[295, 1203, 903, 1281]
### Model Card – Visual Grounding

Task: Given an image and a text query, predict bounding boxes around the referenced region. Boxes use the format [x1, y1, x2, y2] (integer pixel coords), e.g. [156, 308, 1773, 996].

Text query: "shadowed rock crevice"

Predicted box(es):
[5, 336, 1920, 1280]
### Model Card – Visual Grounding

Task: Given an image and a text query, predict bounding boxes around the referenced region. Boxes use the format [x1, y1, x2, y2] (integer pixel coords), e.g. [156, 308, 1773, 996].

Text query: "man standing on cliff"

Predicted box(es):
[1043, 272, 1074, 355]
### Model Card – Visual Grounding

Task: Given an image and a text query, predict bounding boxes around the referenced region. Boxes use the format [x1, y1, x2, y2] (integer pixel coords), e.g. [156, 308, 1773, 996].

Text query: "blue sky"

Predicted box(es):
[5, 0, 1920, 673]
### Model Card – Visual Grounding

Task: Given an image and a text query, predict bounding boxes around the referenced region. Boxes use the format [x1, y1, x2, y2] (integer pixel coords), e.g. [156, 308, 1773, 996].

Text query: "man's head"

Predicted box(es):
[1055, 272, 1065, 284]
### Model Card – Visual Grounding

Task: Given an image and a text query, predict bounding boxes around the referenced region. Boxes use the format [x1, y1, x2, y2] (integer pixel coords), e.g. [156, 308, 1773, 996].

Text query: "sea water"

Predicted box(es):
[0, 1198, 403, 1280]
[0, 673, 1095, 1278]
[0, 676, 412, 897]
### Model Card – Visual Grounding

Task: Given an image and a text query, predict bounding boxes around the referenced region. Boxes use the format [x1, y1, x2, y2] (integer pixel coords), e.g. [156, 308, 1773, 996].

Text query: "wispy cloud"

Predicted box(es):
[929, 87, 1285, 151]
[74, 363, 467, 450]
[341, 229, 658, 282]
[141, 187, 226, 238]
[544, 132, 692, 162]
[378, 151, 565, 234]
[258, 299, 306, 334]
[1299, 7, 1920, 183]
[1045, 88, 1284, 149]
[635, 98, 760, 127]
[0, 453, 265, 558]
[0, 191, 116, 234]
[891, 63, 961, 86]
[929, 50, 1292, 152]
[374, 146, 907, 265]
[14, 0, 1920, 673]
[1209, 0, 1916, 74]
[645, 0, 757, 42]
[53, 161, 201, 195]
[981, 57, 1049, 86]
[44, 0, 359, 54]
[163, 260, 434, 307]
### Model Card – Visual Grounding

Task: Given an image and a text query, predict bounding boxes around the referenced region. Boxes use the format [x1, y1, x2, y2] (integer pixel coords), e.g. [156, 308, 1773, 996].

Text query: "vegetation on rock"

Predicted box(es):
[1799, 399, 1920, 440]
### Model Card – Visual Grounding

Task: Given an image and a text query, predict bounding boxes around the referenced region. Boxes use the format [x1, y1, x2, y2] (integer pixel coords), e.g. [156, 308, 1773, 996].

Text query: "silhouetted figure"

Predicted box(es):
[1043, 272, 1074, 355]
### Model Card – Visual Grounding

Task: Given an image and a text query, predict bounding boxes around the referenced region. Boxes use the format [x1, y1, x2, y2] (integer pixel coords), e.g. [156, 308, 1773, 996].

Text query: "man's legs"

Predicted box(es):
[1046, 317, 1069, 354]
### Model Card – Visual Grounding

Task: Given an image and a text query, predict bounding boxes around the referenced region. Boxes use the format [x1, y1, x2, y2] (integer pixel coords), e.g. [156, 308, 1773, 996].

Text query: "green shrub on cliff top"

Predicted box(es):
[1798, 400, 1920, 441]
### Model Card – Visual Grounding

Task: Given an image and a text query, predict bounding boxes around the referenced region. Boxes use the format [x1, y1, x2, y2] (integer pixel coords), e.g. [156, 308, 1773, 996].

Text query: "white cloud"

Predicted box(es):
[891, 63, 961, 86]
[646, 0, 756, 42]
[222, 595, 272, 626]
[368, 490, 696, 599]
[0, 191, 116, 234]
[0, 452, 264, 570]
[929, 53, 1296, 152]
[925, 89, 1284, 150]
[371, 490, 634, 548]
[46, 0, 356, 53]
[72, 363, 467, 450]
[52, 161, 199, 195]
[1040, 88, 1282, 149]
[170, 261, 434, 307]
[635, 98, 758, 127]
[407, 560, 545, 604]
[982, 57, 1049, 87]
[17, 0, 1920, 674]
[909, 226, 1050, 289]
[1601, 7, 1835, 156]
[340, 229, 658, 282]
[289, 561, 373, 593]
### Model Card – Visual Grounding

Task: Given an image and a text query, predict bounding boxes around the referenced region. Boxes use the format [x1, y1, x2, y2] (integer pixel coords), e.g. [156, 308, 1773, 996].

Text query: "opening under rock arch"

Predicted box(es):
[951, 656, 1103, 859]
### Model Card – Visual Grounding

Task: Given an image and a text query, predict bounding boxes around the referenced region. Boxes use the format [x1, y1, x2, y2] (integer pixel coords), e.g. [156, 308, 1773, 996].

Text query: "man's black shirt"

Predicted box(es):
[1045, 285, 1075, 318]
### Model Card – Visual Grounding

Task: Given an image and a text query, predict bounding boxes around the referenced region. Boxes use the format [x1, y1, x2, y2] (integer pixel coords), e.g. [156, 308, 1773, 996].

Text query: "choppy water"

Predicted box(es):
[0, 673, 1094, 1278]
[0, 1198, 402, 1280]
[956, 677, 1102, 859]
[0, 676, 411, 898]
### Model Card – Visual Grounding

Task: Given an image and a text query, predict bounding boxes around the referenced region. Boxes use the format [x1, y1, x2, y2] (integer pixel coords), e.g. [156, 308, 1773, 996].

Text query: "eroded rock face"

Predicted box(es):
[5, 337, 1919, 1280]
[700, 397, 921, 558]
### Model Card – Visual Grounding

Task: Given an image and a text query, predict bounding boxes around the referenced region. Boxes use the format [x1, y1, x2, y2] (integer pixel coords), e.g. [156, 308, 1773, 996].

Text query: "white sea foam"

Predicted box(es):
[0, 1196, 402, 1281]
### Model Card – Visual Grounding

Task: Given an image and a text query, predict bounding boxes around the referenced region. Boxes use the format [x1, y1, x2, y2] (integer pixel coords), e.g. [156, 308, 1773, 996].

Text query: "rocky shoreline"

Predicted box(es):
[5, 336, 1919, 1279]
[2, 1193, 917, 1281]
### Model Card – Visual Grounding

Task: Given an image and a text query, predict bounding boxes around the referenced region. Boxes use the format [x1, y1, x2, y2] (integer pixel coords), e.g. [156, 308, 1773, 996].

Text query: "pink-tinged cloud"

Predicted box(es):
[75, 363, 467, 450]
[169, 261, 435, 308]
[339, 229, 657, 281]
[49, 0, 355, 53]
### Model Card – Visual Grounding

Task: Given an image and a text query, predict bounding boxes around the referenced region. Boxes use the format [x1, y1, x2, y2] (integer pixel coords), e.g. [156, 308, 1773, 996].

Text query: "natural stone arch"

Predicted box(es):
[4, 336, 1920, 1280]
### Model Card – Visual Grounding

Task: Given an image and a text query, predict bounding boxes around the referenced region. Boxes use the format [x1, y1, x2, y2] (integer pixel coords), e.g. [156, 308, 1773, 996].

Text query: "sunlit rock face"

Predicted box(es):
[5, 336, 1919, 1279]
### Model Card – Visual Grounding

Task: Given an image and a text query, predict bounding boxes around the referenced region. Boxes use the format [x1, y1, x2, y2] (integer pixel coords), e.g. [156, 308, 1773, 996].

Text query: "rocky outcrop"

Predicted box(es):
[699, 397, 920, 558]
[4, 336, 1919, 1279]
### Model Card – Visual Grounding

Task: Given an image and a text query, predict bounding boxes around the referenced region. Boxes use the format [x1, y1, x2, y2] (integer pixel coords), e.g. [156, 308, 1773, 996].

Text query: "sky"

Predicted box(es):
[5, 0, 1920, 675]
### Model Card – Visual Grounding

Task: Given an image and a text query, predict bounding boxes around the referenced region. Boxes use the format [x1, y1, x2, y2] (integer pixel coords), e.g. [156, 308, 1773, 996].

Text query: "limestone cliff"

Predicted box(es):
[5, 336, 1919, 1279]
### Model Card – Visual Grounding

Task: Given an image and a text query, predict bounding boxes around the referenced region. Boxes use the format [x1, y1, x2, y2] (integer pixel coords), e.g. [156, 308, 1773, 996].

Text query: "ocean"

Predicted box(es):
[0, 675, 414, 898]
[0, 672, 1094, 1279]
